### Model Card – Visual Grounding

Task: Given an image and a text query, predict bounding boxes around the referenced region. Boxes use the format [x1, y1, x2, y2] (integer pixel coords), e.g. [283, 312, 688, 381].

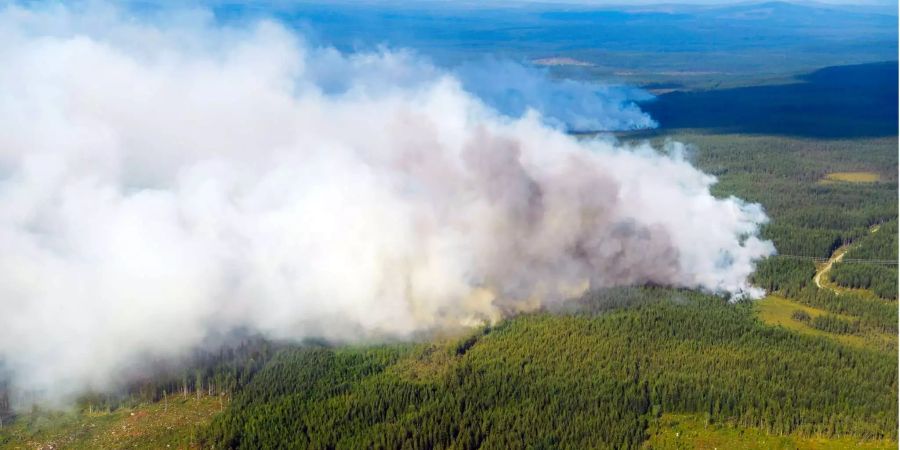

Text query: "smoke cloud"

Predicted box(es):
[454, 59, 657, 131]
[0, 4, 774, 403]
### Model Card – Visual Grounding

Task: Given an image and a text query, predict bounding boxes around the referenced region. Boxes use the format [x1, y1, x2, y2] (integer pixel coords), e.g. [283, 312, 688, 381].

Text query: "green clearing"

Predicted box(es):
[822, 172, 881, 183]
[0, 395, 222, 450]
[754, 295, 895, 352]
[643, 414, 896, 450]
[755, 295, 860, 345]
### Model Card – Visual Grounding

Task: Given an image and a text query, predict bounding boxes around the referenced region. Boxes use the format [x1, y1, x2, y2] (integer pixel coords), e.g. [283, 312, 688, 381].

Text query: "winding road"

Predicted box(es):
[814, 247, 847, 290]
[813, 224, 881, 293]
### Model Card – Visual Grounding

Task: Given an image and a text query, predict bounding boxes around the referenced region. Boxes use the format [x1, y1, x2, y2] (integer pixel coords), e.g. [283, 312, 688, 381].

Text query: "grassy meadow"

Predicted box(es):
[643, 414, 897, 450]
[0, 395, 222, 450]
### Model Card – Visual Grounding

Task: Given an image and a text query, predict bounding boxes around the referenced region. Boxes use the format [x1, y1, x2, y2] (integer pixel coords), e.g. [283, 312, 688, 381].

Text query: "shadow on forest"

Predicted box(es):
[640, 62, 898, 138]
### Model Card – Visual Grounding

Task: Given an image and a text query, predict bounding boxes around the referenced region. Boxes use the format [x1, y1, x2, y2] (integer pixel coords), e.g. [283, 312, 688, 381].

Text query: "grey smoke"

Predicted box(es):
[269, 48, 656, 131]
[0, 4, 774, 404]
[454, 59, 657, 131]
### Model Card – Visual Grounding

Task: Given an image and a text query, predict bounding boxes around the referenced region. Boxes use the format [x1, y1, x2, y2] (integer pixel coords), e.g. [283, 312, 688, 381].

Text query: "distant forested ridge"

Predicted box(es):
[642, 62, 899, 138]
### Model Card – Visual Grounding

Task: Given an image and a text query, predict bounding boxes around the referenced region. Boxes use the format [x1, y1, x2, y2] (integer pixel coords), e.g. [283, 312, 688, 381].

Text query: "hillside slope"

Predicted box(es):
[200, 288, 896, 449]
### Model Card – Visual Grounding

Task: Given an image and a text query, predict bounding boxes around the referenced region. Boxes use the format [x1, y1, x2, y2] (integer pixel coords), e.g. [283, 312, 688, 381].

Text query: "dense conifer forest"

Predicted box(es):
[198, 289, 896, 449]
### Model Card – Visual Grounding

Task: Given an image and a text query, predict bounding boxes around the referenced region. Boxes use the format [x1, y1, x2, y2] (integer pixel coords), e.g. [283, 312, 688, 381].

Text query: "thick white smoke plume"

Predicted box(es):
[0, 5, 774, 403]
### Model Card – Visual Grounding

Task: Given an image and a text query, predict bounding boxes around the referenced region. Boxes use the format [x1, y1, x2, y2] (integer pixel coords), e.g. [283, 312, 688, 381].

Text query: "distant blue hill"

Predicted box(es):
[640, 61, 899, 138]
[195, 0, 896, 74]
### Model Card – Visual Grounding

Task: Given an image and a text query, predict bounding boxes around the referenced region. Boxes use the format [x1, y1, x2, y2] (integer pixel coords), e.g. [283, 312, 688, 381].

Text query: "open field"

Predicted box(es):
[0, 395, 223, 450]
[644, 413, 897, 450]
[753, 295, 896, 351]
[822, 172, 881, 183]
